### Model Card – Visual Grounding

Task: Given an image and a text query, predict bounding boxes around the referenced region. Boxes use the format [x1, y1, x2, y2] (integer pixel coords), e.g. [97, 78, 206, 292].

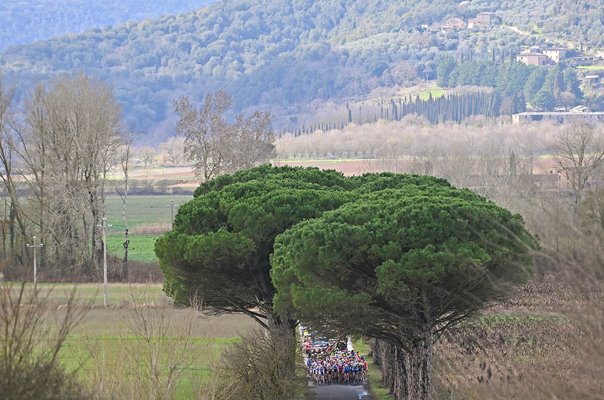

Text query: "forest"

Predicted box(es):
[0, 0, 214, 51]
[0, 0, 602, 141]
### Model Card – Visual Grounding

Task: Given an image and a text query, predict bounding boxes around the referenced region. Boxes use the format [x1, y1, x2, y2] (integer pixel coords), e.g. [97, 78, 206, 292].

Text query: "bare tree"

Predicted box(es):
[225, 111, 275, 173]
[212, 326, 298, 400]
[173, 91, 231, 180]
[0, 283, 88, 399]
[136, 146, 157, 170]
[580, 189, 604, 232]
[159, 136, 185, 166]
[173, 91, 275, 181]
[0, 79, 28, 263]
[84, 289, 201, 400]
[391, 61, 418, 87]
[11, 75, 123, 275]
[114, 136, 133, 279]
[551, 122, 604, 207]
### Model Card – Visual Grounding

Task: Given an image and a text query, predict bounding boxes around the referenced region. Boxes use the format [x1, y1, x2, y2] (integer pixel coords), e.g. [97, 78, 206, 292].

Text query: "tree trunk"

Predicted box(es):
[372, 338, 382, 366]
[381, 342, 395, 395]
[393, 345, 408, 400]
[399, 332, 434, 400]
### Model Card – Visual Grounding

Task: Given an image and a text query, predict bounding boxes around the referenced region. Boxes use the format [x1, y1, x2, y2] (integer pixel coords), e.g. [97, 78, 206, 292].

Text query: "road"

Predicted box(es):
[306, 382, 373, 400]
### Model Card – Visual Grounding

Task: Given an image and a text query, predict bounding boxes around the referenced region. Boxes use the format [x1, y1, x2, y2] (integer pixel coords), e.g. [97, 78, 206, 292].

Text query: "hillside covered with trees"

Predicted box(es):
[0, 0, 601, 140]
[0, 0, 215, 51]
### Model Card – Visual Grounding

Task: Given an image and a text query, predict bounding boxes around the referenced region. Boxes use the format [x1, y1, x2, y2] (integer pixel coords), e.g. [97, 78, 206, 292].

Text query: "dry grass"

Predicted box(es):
[70, 308, 258, 338]
[130, 223, 172, 235]
[434, 278, 604, 400]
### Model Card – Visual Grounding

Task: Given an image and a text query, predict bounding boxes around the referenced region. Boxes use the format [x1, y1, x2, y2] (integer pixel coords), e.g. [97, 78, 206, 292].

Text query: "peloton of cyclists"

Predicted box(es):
[306, 347, 368, 385]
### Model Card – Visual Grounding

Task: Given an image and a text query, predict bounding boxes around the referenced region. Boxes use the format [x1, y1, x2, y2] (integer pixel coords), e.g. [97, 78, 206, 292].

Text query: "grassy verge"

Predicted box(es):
[354, 339, 394, 400]
[475, 312, 568, 327]
[296, 358, 308, 400]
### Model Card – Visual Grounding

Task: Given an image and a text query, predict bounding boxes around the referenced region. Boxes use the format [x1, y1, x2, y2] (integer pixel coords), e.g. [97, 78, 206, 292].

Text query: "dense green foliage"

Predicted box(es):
[0, 0, 214, 51]
[436, 58, 583, 110]
[155, 165, 355, 327]
[271, 175, 536, 398]
[0, 0, 600, 138]
[156, 167, 536, 397]
[272, 180, 536, 332]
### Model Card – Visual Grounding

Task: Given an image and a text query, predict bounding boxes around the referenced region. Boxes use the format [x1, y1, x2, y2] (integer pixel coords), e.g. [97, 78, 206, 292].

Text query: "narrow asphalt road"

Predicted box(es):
[306, 382, 373, 400]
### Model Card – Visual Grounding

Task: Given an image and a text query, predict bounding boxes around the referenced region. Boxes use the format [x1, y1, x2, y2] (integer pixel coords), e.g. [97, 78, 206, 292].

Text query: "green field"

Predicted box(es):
[106, 234, 160, 263]
[104, 194, 192, 231]
[73, 313, 252, 397]
[578, 65, 604, 71]
[419, 86, 446, 101]
[62, 334, 239, 399]
[104, 195, 192, 263]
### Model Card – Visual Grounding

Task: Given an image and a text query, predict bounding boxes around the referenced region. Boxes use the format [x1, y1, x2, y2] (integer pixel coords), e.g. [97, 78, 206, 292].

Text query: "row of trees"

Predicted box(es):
[0, 77, 274, 278]
[284, 89, 522, 136]
[0, 75, 126, 276]
[156, 165, 536, 399]
[388, 90, 513, 124]
[277, 118, 604, 208]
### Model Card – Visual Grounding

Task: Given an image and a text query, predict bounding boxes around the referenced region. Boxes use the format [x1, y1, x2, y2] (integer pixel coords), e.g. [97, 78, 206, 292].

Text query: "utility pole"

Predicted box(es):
[101, 218, 109, 307]
[26, 236, 43, 287]
[168, 199, 178, 229]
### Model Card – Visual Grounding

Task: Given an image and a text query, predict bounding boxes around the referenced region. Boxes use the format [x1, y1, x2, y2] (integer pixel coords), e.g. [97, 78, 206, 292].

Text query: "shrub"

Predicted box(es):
[211, 327, 299, 400]
[0, 283, 88, 400]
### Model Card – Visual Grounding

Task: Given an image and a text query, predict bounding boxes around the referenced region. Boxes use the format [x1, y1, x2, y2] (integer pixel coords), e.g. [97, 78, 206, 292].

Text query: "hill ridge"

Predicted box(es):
[1, 0, 601, 140]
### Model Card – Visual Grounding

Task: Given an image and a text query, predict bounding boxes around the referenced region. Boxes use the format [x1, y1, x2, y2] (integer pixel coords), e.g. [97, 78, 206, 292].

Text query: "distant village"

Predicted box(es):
[428, 11, 604, 124]
[439, 12, 502, 30]
[435, 12, 600, 66]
